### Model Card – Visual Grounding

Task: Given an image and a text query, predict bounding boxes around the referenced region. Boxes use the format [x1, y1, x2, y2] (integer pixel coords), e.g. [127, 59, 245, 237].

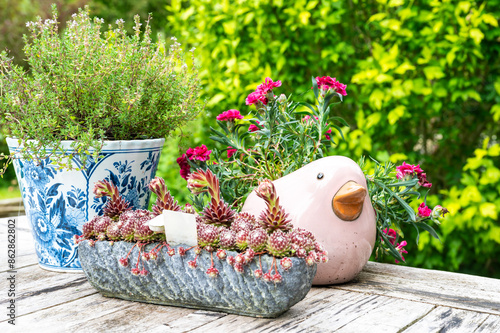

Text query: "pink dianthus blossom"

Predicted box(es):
[418, 202, 432, 218]
[256, 77, 282, 94]
[186, 144, 212, 162]
[227, 146, 237, 159]
[248, 121, 263, 132]
[216, 109, 244, 121]
[245, 91, 267, 106]
[396, 162, 431, 188]
[176, 154, 191, 180]
[246, 77, 282, 106]
[395, 241, 408, 264]
[382, 228, 397, 245]
[314, 76, 347, 96]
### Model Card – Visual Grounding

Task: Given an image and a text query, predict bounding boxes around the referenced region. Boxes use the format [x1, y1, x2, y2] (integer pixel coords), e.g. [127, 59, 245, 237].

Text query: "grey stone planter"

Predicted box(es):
[79, 241, 317, 318]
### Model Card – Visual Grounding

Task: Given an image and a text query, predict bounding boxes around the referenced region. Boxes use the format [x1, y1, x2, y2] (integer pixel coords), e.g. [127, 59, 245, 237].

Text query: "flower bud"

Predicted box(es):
[256, 179, 274, 199]
[431, 205, 449, 219]
[148, 177, 166, 196]
[277, 94, 287, 104]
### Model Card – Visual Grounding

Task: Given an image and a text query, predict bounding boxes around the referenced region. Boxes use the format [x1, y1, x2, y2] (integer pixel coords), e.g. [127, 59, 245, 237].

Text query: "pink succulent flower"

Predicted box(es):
[206, 266, 219, 278]
[216, 109, 244, 121]
[418, 202, 432, 218]
[280, 257, 293, 271]
[254, 269, 263, 278]
[216, 249, 227, 260]
[187, 260, 197, 269]
[118, 258, 128, 267]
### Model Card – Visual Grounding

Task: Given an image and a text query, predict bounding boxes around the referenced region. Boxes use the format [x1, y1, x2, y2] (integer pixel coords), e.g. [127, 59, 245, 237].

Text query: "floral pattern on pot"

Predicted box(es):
[8, 138, 164, 271]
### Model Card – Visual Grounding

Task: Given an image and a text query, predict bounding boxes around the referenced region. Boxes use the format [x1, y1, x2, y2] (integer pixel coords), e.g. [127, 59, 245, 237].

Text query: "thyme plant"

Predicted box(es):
[0, 5, 203, 174]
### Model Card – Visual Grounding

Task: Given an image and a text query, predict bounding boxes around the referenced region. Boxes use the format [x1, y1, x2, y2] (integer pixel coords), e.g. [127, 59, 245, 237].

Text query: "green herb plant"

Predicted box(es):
[0, 4, 203, 174]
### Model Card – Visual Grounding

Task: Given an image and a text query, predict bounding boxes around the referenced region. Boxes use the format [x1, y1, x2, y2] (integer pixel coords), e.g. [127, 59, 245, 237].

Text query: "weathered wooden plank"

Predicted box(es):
[8, 293, 198, 332]
[334, 261, 500, 315]
[163, 288, 338, 333]
[475, 314, 500, 332]
[402, 306, 491, 333]
[0, 264, 96, 319]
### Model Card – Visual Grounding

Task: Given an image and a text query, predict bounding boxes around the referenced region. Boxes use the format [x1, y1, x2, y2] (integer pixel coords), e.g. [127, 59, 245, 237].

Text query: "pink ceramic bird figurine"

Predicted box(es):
[242, 156, 376, 285]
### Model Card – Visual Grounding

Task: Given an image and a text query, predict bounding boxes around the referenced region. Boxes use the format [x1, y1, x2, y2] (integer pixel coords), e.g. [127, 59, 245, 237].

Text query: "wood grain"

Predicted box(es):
[2, 216, 500, 332]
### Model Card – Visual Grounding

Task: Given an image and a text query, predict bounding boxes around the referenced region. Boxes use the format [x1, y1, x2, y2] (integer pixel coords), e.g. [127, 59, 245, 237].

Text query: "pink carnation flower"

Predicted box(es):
[216, 109, 244, 121]
[256, 77, 282, 94]
[176, 154, 191, 180]
[227, 146, 237, 158]
[418, 202, 432, 218]
[396, 162, 432, 188]
[186, 145, 212, 162]
[245, 91, 267, 106]
[248, 121, 262, 132]
[246, 77, 282, 106]
[395, 241, 408, 264]
[382, 228, 397, 245]
[314, 76, 347, 96]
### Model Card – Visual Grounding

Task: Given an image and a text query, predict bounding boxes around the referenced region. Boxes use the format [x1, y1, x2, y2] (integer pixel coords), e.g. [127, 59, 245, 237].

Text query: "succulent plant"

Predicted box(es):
[197, 224, 220, 251]
[247, 228, 268, 252]
[93, 180, 131, 219]
[94, 216, 113, 234]
[201, 198, 236, 227]
[255, 180, 292, 233]
[266, 230, 291, 257]
[231, 212, 257, 233]
[235, 230, 249, 251]
[106, 222, 122, 241]
[219, 229, 236, 250]
[148, 177, 182, 216]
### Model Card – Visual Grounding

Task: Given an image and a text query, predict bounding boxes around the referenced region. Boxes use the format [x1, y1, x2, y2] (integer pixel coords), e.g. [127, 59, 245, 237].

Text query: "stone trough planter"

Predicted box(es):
[79, 241, 317, 318]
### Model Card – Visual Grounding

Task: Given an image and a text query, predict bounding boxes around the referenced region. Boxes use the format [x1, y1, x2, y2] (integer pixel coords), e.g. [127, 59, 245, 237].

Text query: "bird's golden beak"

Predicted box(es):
[332, 181, 367, 221]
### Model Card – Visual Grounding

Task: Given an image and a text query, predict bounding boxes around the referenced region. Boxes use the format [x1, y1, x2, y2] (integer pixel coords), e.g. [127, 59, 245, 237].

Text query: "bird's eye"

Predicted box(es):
[317, 173, 324, 180]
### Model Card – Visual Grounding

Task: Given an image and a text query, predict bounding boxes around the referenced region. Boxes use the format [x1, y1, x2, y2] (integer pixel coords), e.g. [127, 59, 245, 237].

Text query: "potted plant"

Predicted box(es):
[177, 76, 448, 284]
[77, 172, 325, 318]
[0, 5, 203, 271]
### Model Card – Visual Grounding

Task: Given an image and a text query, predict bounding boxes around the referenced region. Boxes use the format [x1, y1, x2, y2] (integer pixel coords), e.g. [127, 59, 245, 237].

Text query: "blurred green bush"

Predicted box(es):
[1, 0, 499, 277]
[163, 0, 500, 277]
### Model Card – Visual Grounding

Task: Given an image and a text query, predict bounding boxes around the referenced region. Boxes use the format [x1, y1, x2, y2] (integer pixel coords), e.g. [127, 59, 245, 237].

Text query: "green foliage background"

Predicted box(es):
[1, 0, 499, 277]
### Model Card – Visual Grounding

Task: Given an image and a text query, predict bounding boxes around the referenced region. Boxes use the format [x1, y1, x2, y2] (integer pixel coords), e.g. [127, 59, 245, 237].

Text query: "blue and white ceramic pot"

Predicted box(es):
[7, 138, 164, 272]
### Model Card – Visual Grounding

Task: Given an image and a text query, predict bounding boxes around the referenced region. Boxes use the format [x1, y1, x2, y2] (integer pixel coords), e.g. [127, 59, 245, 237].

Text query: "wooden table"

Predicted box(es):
[1, 216, 500, 332]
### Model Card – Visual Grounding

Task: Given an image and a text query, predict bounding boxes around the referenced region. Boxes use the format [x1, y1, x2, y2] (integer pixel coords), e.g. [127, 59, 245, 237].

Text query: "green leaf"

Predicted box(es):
[311, 76, 319, 101]
[416, 222, 440, 241]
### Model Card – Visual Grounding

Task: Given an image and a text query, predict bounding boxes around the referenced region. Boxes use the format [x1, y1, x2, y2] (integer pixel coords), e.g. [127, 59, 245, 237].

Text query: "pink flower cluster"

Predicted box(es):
[315, 76, 347, 96]
[248, 121, 262, 132]
[246, 77, 282, 106]
[176, 154, 191, 180]
[396, 162, 432, 188]
[216, 109, 244, 121]
[186, 144, 212, 162]
[176, 145, 212, 180]
[227, 146, 237, 158]
[302, 115, 333, 140]
[418, 202, 432, 218]
[382, 228, 408, 264]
